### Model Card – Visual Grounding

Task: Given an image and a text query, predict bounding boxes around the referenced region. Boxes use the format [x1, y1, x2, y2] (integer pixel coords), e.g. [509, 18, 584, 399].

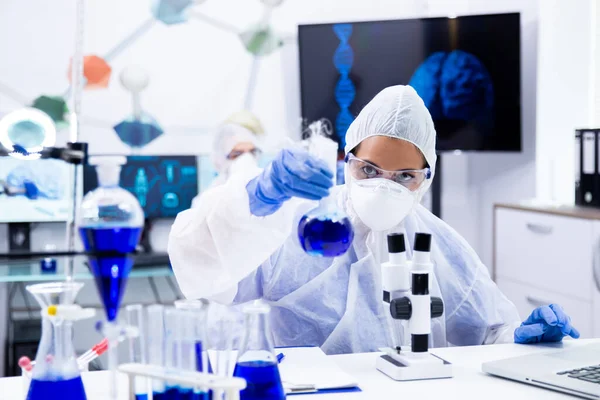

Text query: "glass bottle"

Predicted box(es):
[78, 155, 144, 400]
[233, 301, 285, 400]
[25, 282, 87, 400]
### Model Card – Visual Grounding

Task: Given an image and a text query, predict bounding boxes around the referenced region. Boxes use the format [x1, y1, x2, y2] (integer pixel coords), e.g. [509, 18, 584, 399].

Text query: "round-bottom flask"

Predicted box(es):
[298, 202, 354, 257]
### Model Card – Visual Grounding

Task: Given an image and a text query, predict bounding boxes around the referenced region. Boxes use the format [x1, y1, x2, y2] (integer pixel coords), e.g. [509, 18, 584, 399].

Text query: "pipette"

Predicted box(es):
[20, 334, 129, 376]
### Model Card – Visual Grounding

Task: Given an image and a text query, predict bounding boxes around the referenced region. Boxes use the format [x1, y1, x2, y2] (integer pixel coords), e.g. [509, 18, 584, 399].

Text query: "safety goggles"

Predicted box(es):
[345, 153, 431, 190]
[226, 148, 261, 160]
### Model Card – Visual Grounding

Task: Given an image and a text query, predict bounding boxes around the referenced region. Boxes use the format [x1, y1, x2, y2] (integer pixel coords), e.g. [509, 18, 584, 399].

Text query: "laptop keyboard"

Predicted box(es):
[557, 365, 600, 384]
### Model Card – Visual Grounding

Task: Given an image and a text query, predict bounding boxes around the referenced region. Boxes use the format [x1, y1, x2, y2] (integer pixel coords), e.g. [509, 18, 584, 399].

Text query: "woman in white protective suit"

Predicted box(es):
[190, 111, 263, 208]
[169, 85, 579, 354]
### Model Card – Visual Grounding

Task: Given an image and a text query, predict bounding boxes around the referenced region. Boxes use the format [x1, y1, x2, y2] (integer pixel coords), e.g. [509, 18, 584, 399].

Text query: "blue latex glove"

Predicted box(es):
[514, 304, 580, 344]
[246, 148, 334, 216]
[23, 180, 39, 200]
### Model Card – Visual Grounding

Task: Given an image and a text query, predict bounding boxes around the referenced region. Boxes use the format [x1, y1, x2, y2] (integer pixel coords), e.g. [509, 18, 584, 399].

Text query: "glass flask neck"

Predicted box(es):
[25, 283, 84, 380]
[96, 164, 122, 187]
[33, 316, 80, 380]
[237, 311, 276, 363]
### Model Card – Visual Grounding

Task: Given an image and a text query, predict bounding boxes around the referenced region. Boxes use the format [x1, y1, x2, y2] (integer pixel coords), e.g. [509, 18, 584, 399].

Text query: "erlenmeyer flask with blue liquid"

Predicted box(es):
[298, 120, 353, 257]
[233, 301, 285, 400]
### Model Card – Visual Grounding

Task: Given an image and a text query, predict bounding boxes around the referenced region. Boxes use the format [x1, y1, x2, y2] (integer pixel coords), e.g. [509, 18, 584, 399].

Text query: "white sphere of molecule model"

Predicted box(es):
[119, 65, 150, 93]
[194, 0, 208, 4]
[260, 0, 285, 7]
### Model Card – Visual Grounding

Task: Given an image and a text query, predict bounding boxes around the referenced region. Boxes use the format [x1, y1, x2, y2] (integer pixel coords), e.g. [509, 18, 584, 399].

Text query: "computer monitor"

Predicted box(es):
[0, 158, 72, 223]
[298, 13, 522, 152]
[82, 155, 200, 219]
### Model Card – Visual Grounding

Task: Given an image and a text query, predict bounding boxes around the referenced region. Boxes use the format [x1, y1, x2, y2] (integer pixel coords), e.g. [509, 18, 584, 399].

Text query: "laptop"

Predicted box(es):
[482, 343, 600, 399]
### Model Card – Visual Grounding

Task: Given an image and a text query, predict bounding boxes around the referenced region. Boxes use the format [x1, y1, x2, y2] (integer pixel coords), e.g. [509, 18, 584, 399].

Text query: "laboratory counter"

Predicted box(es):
[1, 339, 596, 399]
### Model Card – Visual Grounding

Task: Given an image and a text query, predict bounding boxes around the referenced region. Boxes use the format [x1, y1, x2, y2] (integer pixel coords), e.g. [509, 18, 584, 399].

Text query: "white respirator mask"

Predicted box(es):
[349, 177, 419, 231]
[227, 152, 258, 175]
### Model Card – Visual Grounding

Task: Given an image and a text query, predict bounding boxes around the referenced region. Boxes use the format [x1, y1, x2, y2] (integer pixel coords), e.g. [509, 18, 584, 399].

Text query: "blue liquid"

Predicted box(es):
[233, 361, 285, 400]
[79, 227, 141, 322]
[165, 386, 180, 400]
[135, 395, 148, 400]
[193, 392, 210, 400]
[298, 214, 353, 257]
[27, 376, 87, 400]
[179, 388, 193, 400]
[195, 341, 213, 373]
[153, 392, 166, 400]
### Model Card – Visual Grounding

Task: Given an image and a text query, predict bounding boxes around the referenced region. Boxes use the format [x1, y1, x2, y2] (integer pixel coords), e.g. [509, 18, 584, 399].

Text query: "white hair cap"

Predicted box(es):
[344, 85, 437, 192]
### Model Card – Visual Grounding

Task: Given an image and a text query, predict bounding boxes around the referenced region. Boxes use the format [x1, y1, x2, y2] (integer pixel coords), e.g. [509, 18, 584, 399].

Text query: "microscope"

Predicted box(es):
[376, 232, 453, 381]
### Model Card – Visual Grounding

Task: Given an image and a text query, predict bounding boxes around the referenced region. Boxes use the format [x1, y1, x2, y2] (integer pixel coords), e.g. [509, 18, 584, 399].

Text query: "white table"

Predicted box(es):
[1, 339, 596, 400]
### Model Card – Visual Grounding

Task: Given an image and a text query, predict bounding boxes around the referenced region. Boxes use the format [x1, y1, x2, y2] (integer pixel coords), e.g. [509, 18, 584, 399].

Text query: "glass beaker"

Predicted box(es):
[78, 155, 144, 400]
[25, 282, 87, 400]
[298, 124, 353, 257]
[233, 301, 285, 400]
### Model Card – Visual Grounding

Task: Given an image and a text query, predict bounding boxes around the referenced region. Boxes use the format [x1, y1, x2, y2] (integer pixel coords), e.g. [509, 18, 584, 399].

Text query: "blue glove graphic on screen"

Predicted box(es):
[514, 304, 580, 344]
[246, 148, 333, 217]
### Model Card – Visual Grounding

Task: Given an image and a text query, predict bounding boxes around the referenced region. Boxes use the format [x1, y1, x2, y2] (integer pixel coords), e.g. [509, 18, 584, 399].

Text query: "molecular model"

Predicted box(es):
[0, 0, 293, 152]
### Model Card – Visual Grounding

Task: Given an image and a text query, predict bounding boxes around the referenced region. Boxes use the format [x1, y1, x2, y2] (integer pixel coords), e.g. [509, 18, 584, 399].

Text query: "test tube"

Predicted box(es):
[125, 304, 148, 400]
[146, 304, 166, 400]
[164, 308, 182, 398]
[175, 300, 210, 399]
[210, 304, 244, 378]
[174, 299, 211, 373]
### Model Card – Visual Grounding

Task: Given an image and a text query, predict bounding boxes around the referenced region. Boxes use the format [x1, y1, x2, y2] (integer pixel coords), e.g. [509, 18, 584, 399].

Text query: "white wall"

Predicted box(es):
[535, 0, 595, 204]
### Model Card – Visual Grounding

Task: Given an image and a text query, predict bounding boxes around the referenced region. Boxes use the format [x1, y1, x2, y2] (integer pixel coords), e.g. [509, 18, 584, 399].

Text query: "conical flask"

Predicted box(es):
[233, 301, 285, 400]
[26, 282, 87, 400]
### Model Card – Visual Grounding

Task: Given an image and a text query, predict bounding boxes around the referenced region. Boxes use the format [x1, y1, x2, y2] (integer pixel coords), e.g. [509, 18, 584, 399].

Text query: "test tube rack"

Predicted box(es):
[118, 363, 247, 400]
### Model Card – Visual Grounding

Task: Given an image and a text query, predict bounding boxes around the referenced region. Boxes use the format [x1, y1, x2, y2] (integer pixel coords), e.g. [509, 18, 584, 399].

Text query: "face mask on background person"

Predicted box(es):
[227, 152, 258, 175]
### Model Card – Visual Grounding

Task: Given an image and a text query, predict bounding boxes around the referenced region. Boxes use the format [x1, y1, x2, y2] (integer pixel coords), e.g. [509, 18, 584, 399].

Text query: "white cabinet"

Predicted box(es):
[494, 204, 600, 338]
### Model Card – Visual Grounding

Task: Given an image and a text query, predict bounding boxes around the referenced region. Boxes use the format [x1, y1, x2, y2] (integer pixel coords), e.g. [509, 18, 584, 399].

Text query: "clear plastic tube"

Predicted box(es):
[146, 304, 165, 399]
[175, 300, 211, 398]
[164, 308, 182, 397]
[125, 304, 148, 399]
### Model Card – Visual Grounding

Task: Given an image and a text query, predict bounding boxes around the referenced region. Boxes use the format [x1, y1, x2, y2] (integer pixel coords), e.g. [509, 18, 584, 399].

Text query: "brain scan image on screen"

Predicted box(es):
[0, 158, 71, 222]
[409, 49, 495, 149]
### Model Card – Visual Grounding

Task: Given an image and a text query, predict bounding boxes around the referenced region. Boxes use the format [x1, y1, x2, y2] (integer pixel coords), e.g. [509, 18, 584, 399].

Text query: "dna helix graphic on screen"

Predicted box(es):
[332, 23, 355, 149]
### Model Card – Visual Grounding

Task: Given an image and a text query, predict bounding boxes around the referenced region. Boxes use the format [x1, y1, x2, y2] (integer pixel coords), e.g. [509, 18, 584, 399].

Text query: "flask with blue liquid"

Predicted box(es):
[25, 282, 91, 400]
[298, 122, 353, 257]
[233, 301, 285, 400]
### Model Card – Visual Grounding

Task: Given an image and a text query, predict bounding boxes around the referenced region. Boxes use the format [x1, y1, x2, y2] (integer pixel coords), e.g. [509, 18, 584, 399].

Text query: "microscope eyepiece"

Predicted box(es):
[387, 233, 406, 254]
[413, 233, 431, 252]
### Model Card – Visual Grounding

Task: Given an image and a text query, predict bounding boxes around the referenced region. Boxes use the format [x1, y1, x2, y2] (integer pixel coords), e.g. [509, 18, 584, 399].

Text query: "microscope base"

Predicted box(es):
[376, 350, 453, 381]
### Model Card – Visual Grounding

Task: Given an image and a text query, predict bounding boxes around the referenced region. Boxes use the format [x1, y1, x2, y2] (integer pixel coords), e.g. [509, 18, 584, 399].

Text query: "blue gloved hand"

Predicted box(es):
[246, 148, 334, 216]
[514, 304, 580, 344]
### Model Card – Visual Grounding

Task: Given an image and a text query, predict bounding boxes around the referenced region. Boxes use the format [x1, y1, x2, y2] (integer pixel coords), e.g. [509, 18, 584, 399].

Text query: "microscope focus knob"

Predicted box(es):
[390, 297, 412, 320]
[431, 297, 444, 318]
